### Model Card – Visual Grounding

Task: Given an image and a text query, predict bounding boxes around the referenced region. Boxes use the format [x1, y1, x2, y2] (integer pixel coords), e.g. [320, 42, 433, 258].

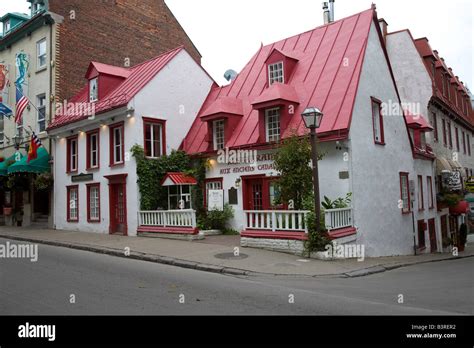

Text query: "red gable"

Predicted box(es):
[48, 46, 185, 130]
[182, 8, 376, 154]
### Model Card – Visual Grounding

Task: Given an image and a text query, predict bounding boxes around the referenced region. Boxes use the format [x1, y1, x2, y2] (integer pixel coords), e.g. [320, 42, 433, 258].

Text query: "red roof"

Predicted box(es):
[200, 96, 244, 119]
[183, 9, 376, 154]
[404, 110, 433, 130]
[48, 46, 185, 130]
[161, 172, 197, 186]
[86, 62, 131, 79]
[251, 83, 300, 108]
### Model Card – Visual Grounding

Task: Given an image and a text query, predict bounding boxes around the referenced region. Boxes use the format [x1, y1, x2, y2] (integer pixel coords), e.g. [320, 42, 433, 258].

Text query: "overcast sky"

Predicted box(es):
[1, 0, 472, 88]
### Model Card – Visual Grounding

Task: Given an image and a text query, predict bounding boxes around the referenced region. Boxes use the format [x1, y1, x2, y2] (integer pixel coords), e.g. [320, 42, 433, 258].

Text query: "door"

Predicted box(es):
[110, 183, 127, 235]
[246, 179, 263, 210]
[428, 218, 437, 252]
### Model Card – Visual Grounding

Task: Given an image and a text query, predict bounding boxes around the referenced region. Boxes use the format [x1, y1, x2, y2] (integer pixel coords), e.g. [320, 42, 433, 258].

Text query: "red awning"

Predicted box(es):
[161, 172, 197, 186]
[449, 200, 469, 215]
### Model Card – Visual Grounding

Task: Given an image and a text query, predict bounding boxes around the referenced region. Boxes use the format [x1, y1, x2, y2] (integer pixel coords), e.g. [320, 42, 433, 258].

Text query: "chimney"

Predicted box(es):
[322, 0, 335, 24]
[378, 18, 388, 43]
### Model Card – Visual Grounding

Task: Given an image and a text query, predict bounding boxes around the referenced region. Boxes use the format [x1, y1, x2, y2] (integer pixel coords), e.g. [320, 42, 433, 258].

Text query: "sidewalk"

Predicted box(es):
[0, 226, 472, 278]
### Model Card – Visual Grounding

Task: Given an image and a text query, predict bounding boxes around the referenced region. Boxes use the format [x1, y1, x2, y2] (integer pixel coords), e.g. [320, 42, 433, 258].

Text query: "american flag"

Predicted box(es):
[15, 86, 29, 125]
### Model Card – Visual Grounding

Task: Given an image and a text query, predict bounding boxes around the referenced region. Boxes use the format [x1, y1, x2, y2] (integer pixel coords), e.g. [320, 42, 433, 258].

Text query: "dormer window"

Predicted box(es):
[213, 119, 225, 150]
[265, 108, 280, 142]
[32, 3, 44, 15]
[4, 20, 10, 33]
[268, 62, 284, 85]
[89, 78, 98, 102]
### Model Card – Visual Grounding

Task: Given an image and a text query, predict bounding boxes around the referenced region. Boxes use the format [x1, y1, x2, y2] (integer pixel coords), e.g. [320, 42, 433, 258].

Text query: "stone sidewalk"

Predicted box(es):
[0, 226, 472, 278]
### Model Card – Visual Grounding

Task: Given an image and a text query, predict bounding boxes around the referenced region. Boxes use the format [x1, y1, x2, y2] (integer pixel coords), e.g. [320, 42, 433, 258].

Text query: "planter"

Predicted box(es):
[3, 207, 12, 216]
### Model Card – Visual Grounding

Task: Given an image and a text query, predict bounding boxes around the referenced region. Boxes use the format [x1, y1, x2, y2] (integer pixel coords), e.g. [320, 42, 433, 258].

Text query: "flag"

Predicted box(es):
[15, 86, 29, 125]
[27, 132, 42, 163]
[0, 102, 12, 118]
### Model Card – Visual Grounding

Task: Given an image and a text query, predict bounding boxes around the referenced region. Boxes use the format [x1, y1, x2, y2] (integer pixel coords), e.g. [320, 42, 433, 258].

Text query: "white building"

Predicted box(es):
[47, 47, 214, 235]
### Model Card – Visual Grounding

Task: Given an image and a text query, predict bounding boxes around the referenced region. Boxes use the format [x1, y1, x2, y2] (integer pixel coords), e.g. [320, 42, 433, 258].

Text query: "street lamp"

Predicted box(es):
[12, 134, 23, 150]
[301, 107, 324, 232]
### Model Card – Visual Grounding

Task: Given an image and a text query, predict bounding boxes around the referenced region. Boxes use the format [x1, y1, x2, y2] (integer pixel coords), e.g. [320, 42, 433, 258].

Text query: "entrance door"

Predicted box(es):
[246, 179, 263, 210]
[109, 183, 127, 235]
[428, 218, 437, 252]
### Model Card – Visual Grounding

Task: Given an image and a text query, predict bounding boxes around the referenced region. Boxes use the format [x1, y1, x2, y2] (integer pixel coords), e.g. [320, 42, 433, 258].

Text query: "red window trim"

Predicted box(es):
[399, 172, 410, 214]
[432, 112, 438, 142]
[86, 183, 101, 223]
[371, 97, 385, 145]
[447, 121, 452, 149]
[462, 131, 466, 154]
[467, 134, 471, 156]
[418, 175, 424, 211]
[442, 119, 447, 147]
[66, 135, 79, 174]
[203, 177, 224, 208]
[455, 127, 459, 151]
[143, 117, 166, 158]
[66, 185, 79, 222]
[109, 121, 125, 167]
[427, 176, 434, 209]
[86, 129, 100, 171]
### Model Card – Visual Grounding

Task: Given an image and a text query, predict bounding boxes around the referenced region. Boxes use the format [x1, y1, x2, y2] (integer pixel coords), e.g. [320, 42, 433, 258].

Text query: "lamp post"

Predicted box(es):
[301, 107, 324, 232]
[12, 134, 23, 151]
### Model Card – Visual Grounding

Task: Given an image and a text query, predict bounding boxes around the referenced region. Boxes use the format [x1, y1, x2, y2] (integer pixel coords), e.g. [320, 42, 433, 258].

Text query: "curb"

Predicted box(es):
[0, 233, 472, 278]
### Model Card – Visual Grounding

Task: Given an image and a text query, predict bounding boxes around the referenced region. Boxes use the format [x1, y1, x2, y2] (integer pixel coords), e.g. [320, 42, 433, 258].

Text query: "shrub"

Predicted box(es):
[202, 204, 234, 230]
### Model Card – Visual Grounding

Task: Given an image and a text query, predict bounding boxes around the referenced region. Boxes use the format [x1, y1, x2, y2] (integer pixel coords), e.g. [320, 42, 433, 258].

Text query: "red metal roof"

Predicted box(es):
[251, 83, 300, 108]
[86, 62, 131, 79]
[161, 172, 197, 186]
[404, 110, 433, 130]
[183, 8, 376, 154]
[200, 96, 244, 119]
[48, 46, 185, 130]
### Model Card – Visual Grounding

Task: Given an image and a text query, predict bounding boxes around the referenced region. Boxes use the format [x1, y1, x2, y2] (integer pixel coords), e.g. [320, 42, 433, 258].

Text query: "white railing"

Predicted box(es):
[139, 209, 196, 228]
[324, 207, 353, 231]
[244, 210, 309, 233]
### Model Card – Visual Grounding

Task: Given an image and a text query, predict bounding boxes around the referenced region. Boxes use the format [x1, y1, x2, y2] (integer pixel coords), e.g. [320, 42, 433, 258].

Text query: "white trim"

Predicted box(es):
[212, 119, 225, 150]
[265, 107, 280, 142]
[268, 61, 284, 85]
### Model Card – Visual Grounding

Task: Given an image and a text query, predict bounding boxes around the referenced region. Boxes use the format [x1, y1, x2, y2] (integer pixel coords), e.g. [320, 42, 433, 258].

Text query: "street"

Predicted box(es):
[0, 239, 473, 315]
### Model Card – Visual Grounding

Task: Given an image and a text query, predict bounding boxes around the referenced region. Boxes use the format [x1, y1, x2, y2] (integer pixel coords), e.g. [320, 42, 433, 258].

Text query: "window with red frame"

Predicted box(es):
[399, 172, 410, 214]
[431, 112, 438, 142]
[86, 130, 100, 170]
[442, 119, 446, 146]
[109, 122, 124, 166]
[427, 176, 434, 209]
[66, 136, 78, 173]
[462, 131, 466, 154]
[87, 183, 100, 223]
[455, 127, 459, 152]
[447, 121, 452, 148]
[144, 118, 165, 158]
[467, 134, 471, 156]
[418, 175, 424, 211]
[67, 185, 79, 222]
[371, 98, 384, 144]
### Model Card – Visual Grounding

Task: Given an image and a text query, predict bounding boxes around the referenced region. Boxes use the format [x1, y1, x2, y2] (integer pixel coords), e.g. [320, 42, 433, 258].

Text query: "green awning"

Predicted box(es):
[0, 152, 24, 176]
[8, 147, 50, 174]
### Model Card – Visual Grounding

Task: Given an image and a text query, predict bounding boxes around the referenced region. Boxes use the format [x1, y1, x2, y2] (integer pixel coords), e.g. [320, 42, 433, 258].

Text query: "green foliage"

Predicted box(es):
[131, 145, 191, 210]
[6, 175, 29, 191]
[439, 193, 462, 207]
[304, 211, 331, 255]
[200, 204, 234, 230]
[273, 134, 323, 210]
[321, 193, 352, 209]
[33, 173, 54, 192]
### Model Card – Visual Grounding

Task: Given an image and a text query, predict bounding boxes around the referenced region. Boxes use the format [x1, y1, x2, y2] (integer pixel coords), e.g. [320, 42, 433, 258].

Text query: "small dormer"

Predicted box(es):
[0, 12, 30, 37]
[28, 0, 46, 17]
[405, 111, 435, 158]
[85, 62, 131, 102]
[265, 48, 299, 87]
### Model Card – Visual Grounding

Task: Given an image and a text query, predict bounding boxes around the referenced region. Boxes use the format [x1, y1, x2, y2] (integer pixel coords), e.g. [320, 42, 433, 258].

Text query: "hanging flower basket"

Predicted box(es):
[34, 173, 54, 192]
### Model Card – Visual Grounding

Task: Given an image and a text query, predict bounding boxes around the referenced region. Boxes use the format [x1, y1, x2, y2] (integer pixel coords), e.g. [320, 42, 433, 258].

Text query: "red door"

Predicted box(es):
[246, 179, 263, 210]
[428, 218, 437, 252]
[110, 183, 127, 235]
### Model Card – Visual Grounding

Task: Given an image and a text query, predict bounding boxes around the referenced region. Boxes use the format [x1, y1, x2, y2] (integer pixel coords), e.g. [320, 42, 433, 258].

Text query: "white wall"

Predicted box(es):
[349, 22, 415, 257]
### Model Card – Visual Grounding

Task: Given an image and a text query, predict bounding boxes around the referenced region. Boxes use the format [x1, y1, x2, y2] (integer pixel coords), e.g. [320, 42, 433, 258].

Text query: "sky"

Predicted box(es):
[1, 0, 472, 88]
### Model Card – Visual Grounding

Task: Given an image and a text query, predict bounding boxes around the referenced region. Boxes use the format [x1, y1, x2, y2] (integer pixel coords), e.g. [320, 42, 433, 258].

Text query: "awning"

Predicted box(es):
[8, 147, 50, 174]
[0, 152, 24, 176]
[161, 172, 197, 186]
[449, 200, 469, 215]
[435, 157, 452, 175]
[404, 111, 433, 130]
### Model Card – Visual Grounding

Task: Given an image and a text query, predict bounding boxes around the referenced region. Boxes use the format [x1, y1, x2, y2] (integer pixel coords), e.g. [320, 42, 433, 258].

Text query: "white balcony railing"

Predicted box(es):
[244, 210, 309, 233]
[324, 207, 353, 231]
[138, 210, 196, 228]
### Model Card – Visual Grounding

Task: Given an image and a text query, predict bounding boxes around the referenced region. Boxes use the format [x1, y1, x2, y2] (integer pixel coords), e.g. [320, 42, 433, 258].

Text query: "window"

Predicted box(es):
[168, 185, 192, 210]
[144, 118, 165, 158]
[399, 172, 410, 214]
[0, 116, 4, 147]
[109, 123, 124, 166]
[37, 94, 46, 132]
[212, 119, 225, 151]
[431, 112, 438, 141]
[67, 186, 79, 222]
[462, 131, 466, 154]
[4, 20, 10, 33]
[268, 61, 284, 85]
[269, 181, 281, 207]
[89, 78, 98, 102]
[372, 98, 384, 144]
[87, 184, 100, 222]
[37, 39, 47, 69]
[265, 108, 280, 142]
[32, 2, 44, 14]
[431, 61, 436, 78]
[447, 121, 452, 148]
[66, 136, 78, 173]
[427, 176, 434, 209]
[442, 119, 447, 146]
[418, 175, 424, 211]
[86, 130, 100, 169]
[468, 134, 471, 156]
[442, 74, 446, 96]
[446, 75, 451, 100]
[205, 179, 223, 208]
[455, 127, 459, 151]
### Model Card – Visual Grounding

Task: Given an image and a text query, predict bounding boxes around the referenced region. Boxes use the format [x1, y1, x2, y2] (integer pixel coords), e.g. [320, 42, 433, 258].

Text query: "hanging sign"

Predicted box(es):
[208, 189, 224, 211]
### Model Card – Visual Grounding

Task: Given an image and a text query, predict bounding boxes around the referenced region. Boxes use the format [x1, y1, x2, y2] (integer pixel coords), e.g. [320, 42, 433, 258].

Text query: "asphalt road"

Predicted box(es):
[0, 238, 473, 315]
